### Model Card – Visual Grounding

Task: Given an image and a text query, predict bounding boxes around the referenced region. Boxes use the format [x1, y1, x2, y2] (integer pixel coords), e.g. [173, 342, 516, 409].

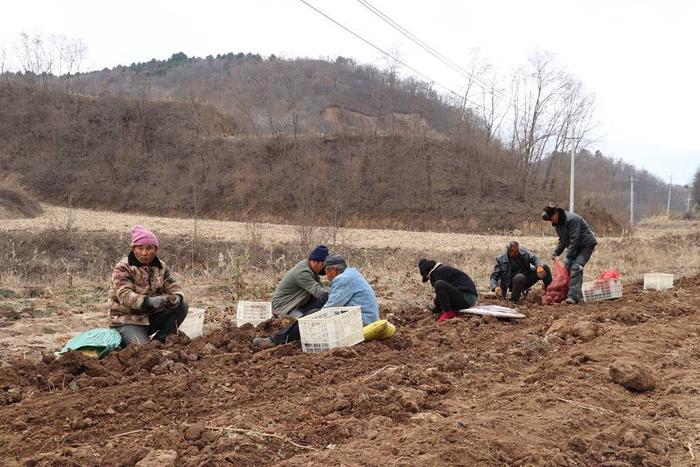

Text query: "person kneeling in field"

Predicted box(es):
[108, 225, 188, 346]
[322, 255, 379, 326]
[419, 258, 478, 323]
[489, 240, 552, 303]
[252, 245, 330, 348]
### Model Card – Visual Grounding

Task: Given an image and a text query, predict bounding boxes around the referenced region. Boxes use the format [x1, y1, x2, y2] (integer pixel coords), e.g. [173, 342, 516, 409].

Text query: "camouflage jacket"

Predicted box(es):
[108, 252, 184, 326]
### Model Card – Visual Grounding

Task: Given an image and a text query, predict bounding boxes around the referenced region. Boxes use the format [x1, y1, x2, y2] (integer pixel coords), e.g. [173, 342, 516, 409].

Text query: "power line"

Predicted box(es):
[356, 0, 471, 78]
[355, 0, 509, 102]
[297, 0, 468, 102]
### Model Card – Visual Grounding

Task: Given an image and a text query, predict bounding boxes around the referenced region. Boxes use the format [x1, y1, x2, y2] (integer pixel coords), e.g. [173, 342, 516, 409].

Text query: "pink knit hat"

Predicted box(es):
[130, 224, 159, 247]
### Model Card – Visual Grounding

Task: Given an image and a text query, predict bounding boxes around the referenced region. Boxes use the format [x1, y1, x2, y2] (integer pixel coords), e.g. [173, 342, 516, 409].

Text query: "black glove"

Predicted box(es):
[142, 295, 168, 312]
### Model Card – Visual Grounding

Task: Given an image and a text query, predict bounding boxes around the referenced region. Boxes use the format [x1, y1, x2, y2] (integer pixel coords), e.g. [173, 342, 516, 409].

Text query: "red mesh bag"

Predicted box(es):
[587, 269, 621, 295]
[598, 269, 620, 280]
[541, 258, 570, 305]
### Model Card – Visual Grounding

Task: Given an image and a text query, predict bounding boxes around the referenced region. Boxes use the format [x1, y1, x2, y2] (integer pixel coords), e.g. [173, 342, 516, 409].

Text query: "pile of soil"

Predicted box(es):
[1, 276, 699, 465]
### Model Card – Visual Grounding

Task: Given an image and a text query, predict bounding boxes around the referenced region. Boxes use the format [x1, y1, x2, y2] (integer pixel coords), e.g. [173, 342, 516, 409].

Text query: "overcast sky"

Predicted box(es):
[2, 0, 698, 185]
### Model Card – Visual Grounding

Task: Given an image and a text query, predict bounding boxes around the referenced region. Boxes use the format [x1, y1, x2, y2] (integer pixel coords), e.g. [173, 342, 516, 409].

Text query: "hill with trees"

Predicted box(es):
[0, 46, 691, 232]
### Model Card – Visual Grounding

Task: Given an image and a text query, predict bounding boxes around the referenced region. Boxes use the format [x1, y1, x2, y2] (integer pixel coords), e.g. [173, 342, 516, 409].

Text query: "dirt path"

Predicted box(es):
[1, 276, 699, 465]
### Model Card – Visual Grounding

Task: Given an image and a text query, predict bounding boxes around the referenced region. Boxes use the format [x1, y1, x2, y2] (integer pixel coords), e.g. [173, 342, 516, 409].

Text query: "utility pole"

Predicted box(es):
[570, 144, 575, 212]
[688, 189, 693, 214]
[666, 175, 672, 215]
[630, 174, 635, 225]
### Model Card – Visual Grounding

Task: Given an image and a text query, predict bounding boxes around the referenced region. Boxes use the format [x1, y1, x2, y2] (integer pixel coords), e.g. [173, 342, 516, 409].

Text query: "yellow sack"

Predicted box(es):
[381, 322, 396, 339]
[77, 347, 102, 358]
[363, 320, 388, 341]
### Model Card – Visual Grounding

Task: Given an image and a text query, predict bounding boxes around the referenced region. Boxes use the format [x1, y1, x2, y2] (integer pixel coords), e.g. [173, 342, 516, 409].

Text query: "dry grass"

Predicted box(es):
[1, 204, 698, 285]
[0, 205, 698, 361]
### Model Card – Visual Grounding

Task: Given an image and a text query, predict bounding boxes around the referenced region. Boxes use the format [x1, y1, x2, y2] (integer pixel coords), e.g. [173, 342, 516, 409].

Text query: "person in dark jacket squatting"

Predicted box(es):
[109, 225, 188, 346]
[541, 205, 598, 304]
[252, 245, 330, 348]
[490, 240, 552, 303]
[418, 259, 478, 323]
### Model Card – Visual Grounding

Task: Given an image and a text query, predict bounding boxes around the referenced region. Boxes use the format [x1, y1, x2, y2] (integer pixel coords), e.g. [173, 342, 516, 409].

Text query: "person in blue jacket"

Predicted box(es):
[322, 255, 379, 326]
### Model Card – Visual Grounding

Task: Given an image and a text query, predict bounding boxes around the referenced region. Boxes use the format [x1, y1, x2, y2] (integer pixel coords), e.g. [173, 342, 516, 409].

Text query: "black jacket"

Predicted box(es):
[489, 247, 543, 290]
[429, 264, 478, 296]
[552, 208, 598, 261]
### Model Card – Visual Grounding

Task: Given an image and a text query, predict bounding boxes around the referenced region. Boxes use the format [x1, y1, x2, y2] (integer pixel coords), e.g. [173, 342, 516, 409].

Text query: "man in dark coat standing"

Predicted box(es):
[541, 205, 598, 304]
[418, 259, 478, 323]
[490, 240, 552, 303]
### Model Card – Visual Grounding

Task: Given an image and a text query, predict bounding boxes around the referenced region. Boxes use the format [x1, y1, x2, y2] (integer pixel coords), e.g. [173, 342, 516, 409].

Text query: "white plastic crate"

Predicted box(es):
[582, 278, 623, 302]
[178, 307, 205, 339]
[236, 301, 272, 327]
[298, 306, 364, 353]
[643, 273, 674, 291]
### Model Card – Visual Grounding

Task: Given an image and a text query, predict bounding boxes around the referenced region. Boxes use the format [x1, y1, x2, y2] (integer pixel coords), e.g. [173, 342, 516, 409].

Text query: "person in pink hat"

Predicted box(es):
[108, 225, 188, 346]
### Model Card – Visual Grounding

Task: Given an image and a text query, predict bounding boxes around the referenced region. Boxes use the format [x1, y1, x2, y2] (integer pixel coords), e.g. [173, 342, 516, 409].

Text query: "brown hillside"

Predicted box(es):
[0, 84, 541, 232]
[0, 81, 679, 232]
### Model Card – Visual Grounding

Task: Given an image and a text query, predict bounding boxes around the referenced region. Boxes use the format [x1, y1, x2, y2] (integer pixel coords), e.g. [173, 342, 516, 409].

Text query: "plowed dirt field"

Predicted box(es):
[2, 276, 699, 466]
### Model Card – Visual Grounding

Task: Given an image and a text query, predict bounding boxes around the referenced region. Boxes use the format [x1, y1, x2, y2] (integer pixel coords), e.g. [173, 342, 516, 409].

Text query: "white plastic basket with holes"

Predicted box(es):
[298, 306, 364, 353]
[178, 307, 205, 339]
[643, 273, 674, 291]
[582, 278, 623, 302]
[236, 301, 272, 327]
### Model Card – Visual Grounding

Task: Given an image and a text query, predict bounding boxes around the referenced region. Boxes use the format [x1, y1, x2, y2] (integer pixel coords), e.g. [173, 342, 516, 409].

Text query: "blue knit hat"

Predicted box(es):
[308, 245, 329, 262]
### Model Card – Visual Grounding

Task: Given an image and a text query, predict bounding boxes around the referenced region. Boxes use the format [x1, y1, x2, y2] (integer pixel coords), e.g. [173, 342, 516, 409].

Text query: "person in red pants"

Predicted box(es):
[418, 259, 478, 323]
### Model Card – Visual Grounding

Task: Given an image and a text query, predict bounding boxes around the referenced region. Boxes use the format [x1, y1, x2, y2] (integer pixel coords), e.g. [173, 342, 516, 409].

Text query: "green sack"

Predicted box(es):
[60, 328, 122, 359]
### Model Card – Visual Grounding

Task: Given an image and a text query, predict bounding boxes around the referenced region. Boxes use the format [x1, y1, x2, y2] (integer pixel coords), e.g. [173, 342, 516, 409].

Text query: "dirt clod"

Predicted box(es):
[135, 449, 177, 467]
[609, 360, 656, 392]
[623, 429, 646, 447]
[184, 423, 205, 441]
[546, 318, 601, 342]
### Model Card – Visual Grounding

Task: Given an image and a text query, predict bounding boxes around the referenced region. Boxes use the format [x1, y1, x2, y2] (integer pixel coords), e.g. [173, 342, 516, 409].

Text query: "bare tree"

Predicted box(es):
[54, 34, 87, 90]
[478, 71, 509, 146]
[12, 33, 87, 89]
[509, 51, 594, 198]
[540, 78, 595, 191]
[0, 46, 10, 86]
[456, 49, 491, 122]
[284, 75, 301, 143]
[0, 46, 6, 73]
[378, 46, 403, 136]
[16, 32, 54, 87]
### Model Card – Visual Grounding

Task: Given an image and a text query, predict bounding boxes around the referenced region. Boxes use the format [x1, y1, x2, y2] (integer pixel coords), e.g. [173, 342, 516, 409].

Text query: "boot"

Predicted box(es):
[252, 337, 273, 349]
[436, 310, 458, 323]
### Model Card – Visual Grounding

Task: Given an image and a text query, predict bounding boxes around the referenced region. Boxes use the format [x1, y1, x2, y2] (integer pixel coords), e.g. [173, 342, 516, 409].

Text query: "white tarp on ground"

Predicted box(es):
[459, 305, 525, 319]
